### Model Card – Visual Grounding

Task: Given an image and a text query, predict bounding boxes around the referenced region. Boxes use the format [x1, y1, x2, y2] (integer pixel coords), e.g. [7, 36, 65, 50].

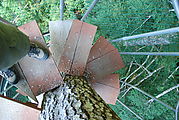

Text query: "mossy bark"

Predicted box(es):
[40, 75, 121, 120]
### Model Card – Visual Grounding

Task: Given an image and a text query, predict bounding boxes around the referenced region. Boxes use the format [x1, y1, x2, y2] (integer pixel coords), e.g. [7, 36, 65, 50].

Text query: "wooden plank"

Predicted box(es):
[0, 95, 40, 120]
[18, 21, 63, 96]
[58, 20, 83, 74]
[49, 20, 73, 65]
[70, 22, 97, 75]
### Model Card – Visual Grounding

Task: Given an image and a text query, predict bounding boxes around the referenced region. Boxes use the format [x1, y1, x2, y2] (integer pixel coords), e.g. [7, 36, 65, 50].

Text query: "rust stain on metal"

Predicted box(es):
[58, 20, 83, 74]
[0, 95, 40, 120]
[91, 82, 120, 105]
[86, 37, 125, 82]
[70, 22, 97, 75]
[18, 21, 63, 96]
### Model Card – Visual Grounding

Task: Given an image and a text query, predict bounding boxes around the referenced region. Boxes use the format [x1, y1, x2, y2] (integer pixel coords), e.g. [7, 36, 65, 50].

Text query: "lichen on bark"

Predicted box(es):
[40, 75, 121, 120]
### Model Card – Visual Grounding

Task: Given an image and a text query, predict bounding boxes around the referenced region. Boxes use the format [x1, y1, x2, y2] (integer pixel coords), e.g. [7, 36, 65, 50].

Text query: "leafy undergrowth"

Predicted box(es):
[0, 0, 178, 119]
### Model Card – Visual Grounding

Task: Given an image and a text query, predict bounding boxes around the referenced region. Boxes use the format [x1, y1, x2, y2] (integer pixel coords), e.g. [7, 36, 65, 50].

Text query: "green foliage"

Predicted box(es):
[0, 0, 178, 119]
[0, 0, 60, 33]
[85, 0, 178, 40]
[8, 86, 29, 103]
[113, 89, 175, 120]
[64, 0, 85, 19]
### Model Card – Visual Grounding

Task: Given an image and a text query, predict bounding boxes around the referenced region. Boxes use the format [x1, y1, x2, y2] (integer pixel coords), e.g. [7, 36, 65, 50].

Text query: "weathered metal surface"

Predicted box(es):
[91, 82, 120, 105]
[95, 74, 120, 89]
[87, 36, 116, 63]
[90, 74, 120, 105]
[86, 38, 125, 82]
[13, 64, 37, 102]
[58, 20, 83, 74]
[0, 95, 40, 120]
[18, 21, 63, 96]
[49, 20, 73, 65]
[70, 22, 97, 75]
[58, 20, 97, 76]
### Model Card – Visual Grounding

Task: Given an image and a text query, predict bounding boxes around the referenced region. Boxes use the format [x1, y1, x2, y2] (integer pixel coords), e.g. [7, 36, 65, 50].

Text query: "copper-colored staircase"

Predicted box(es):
[0, 20, 125, 120]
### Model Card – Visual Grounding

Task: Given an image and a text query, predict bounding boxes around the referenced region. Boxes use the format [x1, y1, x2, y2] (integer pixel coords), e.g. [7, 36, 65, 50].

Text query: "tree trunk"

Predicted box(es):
[40, 75, 121, 120]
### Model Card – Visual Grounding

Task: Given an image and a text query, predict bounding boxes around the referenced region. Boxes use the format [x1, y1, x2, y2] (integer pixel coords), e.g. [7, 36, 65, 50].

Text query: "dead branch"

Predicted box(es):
[134, 66, 164, 87]
[128, 57, 157, 84]
[176, 101, 179, 120]
[130, 16, 152, 35]
[120, 66, 164, 99]
[132, 62, 151, 74]
[168, 66, 179, 79]
[117, 100, 143, 120]
[126, 61, 134, 77]
[136, 46, 147, 51]
[121, 47, 155, 89]
[147, 84, 179, 103]
[120, 55, 150, 89]
[120, 81, 176, 112]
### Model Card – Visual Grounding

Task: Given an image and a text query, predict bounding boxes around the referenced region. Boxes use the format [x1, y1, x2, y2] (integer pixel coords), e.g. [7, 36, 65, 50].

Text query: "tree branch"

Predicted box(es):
[147, 84, 179, 103]
[120, 81, 176, 112]
[117, 100, 143, 120]
[120, 66, 164, 99]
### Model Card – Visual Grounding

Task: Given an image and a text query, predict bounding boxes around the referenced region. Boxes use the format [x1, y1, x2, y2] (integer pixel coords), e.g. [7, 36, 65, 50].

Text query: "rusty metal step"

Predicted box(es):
[0, 95, 40, 120]
[86, 36, 125, 82]
[17, 21, 63, 97]
[50, 20, 97, 76]
[90, 74, 120, 105]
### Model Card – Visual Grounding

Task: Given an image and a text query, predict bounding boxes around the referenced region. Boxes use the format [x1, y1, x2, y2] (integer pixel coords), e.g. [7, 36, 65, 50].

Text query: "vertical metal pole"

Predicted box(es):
[117, 100, 143, 120]
[12, 93, 20, 99]
[81, 0, 100, 21]
[60, 0, 64, 20]
[111, 27, 179, 42]
[0, 77, 3, 91]
[176, 101, 179, 120]
[172, 0, 179, 20]
[120, 52, 179, 56]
